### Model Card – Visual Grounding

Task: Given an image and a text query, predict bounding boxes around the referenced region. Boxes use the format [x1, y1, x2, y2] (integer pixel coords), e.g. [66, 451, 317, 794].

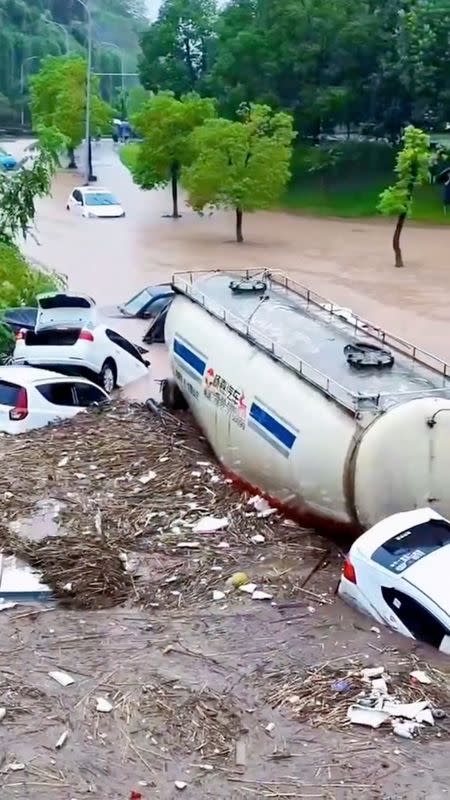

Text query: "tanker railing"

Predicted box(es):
[172, 269, 450, 384]
[173, 273, 380, 413]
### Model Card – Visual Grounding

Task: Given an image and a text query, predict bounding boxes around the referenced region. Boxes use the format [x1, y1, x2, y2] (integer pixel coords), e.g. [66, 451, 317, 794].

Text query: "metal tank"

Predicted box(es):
[164, 269, 450, 533]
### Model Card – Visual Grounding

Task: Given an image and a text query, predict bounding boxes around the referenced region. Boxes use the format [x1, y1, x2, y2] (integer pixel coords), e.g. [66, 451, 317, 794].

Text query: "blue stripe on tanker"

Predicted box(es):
[173, 337, 206, 378]
[249, 401, 297, 456]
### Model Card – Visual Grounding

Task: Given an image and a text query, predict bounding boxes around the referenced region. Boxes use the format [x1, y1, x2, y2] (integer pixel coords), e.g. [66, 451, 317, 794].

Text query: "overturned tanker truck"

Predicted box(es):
[161, 270, 450, 534]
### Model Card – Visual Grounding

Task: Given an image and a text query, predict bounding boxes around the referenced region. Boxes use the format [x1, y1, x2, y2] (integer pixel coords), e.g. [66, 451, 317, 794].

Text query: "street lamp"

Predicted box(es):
[97, 41, 125, 98]
[20, 56, 40, 127]
[74, 0, 93, 183]
[42, 19, 70, 54]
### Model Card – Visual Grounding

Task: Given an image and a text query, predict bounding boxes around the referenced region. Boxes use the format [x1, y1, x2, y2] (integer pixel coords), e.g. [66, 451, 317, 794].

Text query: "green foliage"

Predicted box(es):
[130, 91, 217, 190]
[378, 126, 432, 217]
[0, 243, 64, 308]
[137, 0, 450, 141]
[183, 103, 296, 240]
[126, 86, 152, 117]
[139, 0, 217, 96]
[30, 56, 113, 148]
[0, 1, 146, 127]
[0, 127, 65, 245]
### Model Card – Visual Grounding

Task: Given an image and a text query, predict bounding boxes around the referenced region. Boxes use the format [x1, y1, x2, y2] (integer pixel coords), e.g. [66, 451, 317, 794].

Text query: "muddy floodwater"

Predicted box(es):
[10, 138, 450, 362]
[1, 139, 450, 799]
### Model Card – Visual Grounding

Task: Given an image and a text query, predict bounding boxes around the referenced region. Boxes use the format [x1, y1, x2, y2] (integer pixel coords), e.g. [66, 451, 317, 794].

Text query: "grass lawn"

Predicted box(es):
[283, 177, 450, 224]
[119, 142, 139, 172]
[121, 139, 450, 225]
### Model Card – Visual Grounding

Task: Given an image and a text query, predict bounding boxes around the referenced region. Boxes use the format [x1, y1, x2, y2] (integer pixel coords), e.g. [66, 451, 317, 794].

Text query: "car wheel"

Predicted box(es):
[100, 359, 116, 393]
[161, 378, 188, 410]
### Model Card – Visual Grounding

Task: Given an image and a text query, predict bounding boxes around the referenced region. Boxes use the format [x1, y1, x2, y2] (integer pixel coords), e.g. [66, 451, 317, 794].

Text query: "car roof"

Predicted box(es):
[351, 508, 444, 559]
[75, 186, 112, 194]
[0, 366, 99, 386]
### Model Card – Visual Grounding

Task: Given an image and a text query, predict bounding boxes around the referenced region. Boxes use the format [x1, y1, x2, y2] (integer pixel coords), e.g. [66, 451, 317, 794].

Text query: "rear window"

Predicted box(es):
[372, 519, 450, 574]
[39, 295, 92, 310]
[25, 329, 80, 346]
[0, 380, 21, 406]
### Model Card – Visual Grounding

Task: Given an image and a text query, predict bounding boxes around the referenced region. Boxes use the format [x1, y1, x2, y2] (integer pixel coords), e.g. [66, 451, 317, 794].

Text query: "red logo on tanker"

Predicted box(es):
[204, 366, 247, 427]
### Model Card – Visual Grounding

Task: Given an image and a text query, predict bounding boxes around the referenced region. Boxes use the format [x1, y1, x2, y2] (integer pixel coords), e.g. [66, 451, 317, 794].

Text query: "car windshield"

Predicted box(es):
[372, 518, 450, 574]
[122, 288, 159, 315]
[84, 192, 118, 207]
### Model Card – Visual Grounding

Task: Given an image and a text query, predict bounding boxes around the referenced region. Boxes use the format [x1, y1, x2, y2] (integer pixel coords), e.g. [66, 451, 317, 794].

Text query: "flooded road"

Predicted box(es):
[13, 138, 450, 361]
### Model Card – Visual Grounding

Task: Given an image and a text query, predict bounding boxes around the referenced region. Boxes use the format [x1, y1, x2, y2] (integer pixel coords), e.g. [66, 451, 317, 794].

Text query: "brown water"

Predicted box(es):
[14, 139, 450, 362]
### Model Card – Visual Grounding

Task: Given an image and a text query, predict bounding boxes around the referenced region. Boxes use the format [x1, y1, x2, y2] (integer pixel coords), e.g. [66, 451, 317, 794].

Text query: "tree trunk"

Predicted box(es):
[236, 207, 243, 243]
[67, 146, 76, 169]
[393, 212, 406, 267]
[170, 163, 181, 218]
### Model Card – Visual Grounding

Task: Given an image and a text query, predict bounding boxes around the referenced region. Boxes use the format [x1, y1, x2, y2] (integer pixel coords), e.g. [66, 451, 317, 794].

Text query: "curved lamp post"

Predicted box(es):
[20, 56, 40, 127]
[43, 19, 70, 54]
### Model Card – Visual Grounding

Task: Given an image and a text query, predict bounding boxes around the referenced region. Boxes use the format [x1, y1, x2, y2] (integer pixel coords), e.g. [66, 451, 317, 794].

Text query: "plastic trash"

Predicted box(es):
[213, 590, 226, 601]
[393, 720, 421, 739]
[193, 516, 229, 534]
[175, 781, 187, 790]
[361, 666, 384, 680]
[49, 670, 75, 687]
[252, 589, 273, 600]
[331, 679, 351, 693]
[0, 708, 5, 723]
[410, 670, 432, 685]
[96, 697, 113, 713]
[239, 583, 258, 594]
[347, 704, 390, 728]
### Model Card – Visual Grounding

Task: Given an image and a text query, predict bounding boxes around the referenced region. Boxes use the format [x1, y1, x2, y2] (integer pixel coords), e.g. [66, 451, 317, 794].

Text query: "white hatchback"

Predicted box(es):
[339, 507, 450, 654]
[66, 186, 125, 218]
[0, 366, 109, 434]
[13, 292, 150, 393]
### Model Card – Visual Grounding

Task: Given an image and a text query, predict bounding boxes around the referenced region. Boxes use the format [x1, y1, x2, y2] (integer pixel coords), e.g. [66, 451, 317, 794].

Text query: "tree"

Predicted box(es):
[139, 0, 217, 96]
[183, 103, 296, 242]
[378, 126, 432, 268]
[30, 56, 112, 168]
[0, 127, 65, 356]
[130, 91, 216, 218]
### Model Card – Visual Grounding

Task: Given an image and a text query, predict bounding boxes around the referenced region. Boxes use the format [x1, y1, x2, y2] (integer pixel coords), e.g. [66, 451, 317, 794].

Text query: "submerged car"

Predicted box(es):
[12, 292, 150, 393]
[0, 366, 108, 434]
[66, 186, 125, 218]
[339, 507, 450, 653]
[118, 285, 174, 319]
[0, 152, 17, 171]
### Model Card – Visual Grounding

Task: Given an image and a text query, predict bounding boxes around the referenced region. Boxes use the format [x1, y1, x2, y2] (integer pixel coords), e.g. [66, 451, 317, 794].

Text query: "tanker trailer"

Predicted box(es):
[163, 270, 450, 534]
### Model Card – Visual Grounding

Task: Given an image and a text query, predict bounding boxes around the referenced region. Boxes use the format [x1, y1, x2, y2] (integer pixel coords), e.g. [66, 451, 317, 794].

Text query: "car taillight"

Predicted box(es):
[9, 387, 28, 421]
[16, 328, 26, 341]
[343, 558, 357, 584]
[79, 330, 94, 342]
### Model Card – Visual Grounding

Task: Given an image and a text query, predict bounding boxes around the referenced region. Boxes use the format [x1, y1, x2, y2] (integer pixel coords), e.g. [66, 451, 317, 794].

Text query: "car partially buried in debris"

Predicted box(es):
[0, 366, 109, 434]
[339, 507, 450, 653]
[12, 292, 150, 393]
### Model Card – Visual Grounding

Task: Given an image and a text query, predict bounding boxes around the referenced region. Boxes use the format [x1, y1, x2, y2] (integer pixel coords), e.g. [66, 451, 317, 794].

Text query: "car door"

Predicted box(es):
[141, 294, 173, 319]
[104, 329, 149, 385]
[35, 380, 81, 425]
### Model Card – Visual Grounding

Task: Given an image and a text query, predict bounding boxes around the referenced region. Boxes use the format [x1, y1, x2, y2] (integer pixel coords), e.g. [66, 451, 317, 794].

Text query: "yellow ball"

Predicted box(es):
[229, 571, 249, 588]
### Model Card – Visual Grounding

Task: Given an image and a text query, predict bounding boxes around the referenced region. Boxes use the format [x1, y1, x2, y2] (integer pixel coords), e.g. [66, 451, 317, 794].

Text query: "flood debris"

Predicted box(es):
[55, 730, 69, 749]
[0, 403, 320, 610]
[0, 553, 52, 603]
[265, 658, 450, 738]
[0, 707, 6, 723]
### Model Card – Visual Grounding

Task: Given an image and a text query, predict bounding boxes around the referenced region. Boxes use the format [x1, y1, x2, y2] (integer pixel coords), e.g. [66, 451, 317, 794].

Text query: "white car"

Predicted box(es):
[0, 366, 109, 434]
[66, 186, 125, 218]
[13, 292, 150, 393]
[339, 507, 450, 654]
